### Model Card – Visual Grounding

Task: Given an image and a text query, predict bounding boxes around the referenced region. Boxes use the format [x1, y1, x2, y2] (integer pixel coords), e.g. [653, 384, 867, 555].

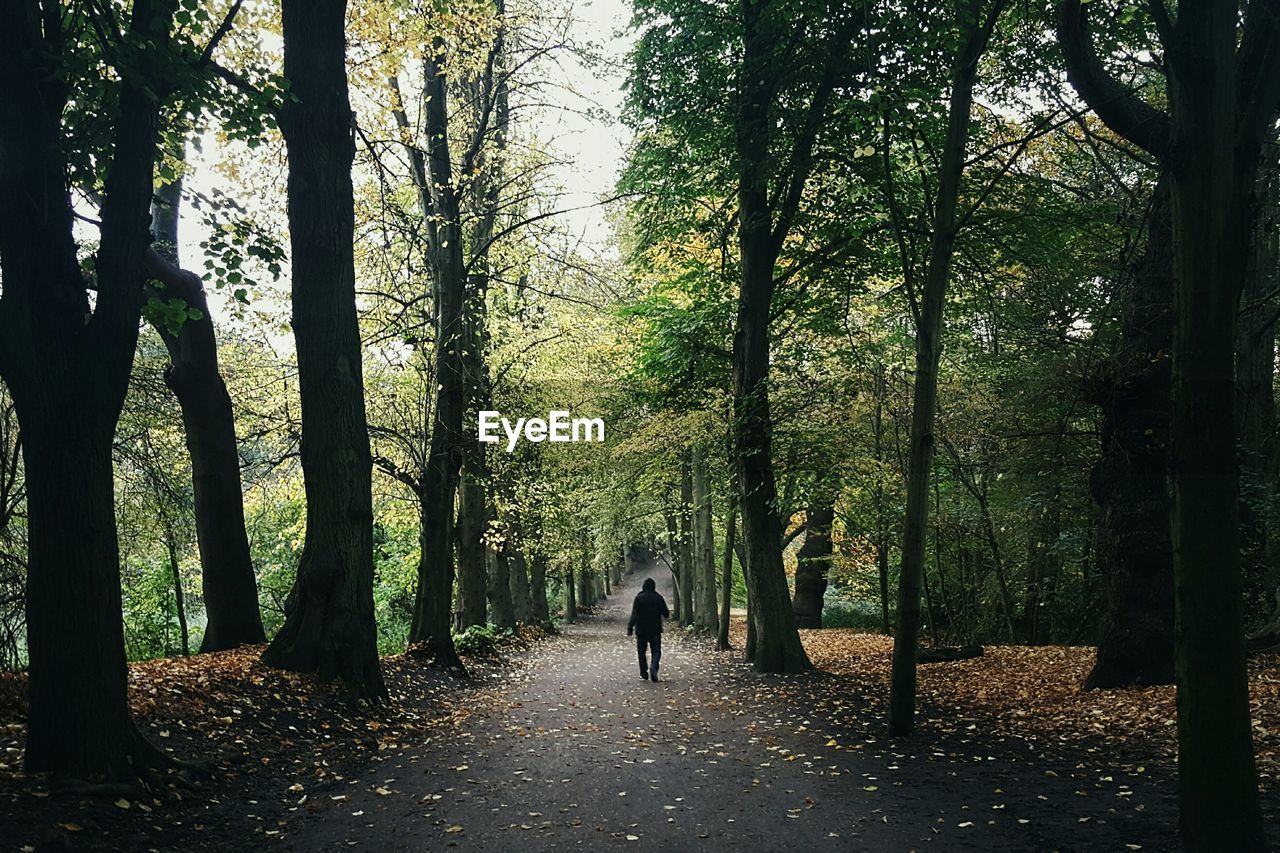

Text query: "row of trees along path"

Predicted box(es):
[273, 563, 1183, 852]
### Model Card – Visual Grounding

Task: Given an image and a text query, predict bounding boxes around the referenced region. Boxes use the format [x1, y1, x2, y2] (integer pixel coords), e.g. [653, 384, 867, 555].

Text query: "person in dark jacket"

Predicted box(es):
[627, 577, 670, 681]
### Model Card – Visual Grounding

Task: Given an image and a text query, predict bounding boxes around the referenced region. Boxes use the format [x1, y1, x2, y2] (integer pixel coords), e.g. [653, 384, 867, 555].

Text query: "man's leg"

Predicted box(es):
[650, 634, 662, 681]
[636, 633, 649, 679]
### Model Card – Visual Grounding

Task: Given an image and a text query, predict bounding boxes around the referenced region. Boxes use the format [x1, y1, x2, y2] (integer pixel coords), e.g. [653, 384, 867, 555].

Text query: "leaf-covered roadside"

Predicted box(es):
[0, 627, 552, 851]
[727, 618, 1280, 802]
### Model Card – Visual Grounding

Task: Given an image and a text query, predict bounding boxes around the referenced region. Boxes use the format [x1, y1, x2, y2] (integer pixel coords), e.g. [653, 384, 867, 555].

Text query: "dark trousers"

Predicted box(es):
[636, 632, 661, 677]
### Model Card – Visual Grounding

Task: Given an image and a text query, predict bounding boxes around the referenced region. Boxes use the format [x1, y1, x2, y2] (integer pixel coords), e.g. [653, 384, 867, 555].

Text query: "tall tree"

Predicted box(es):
[692, 447, 718, 633]
[1060, 0, 1280, 844]
[0, 0, 182, 779]
[717, 495, 737, 650]
[1081, 178, 1174, 689]
[455, 470, 489, 629]
[455, 13, 510, 633]
[262, 0, 386, 701]
[405, 30, 467, 667]
[489, 539, 517, 630]
[148, 167, 266, 652]
[888, 0, 1008, 735]
[402, 7, 507, 666]
[731, 0, 855, 672]
[528, 552, 550, 623]
[678, 459, 695, 626]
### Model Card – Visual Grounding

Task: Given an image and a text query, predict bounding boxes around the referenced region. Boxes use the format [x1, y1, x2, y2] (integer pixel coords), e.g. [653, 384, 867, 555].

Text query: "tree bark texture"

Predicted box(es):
[263, 0, 386, 701]
[0, 0, 184, 778]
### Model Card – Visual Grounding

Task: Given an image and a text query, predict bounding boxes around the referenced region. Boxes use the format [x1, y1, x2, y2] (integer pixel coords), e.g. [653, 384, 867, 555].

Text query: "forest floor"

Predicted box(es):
[1, 562, 1278, 851]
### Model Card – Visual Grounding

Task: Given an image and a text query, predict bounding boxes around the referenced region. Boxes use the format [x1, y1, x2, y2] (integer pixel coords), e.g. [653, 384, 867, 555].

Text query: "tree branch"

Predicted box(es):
[1057, 0, 1171, 157]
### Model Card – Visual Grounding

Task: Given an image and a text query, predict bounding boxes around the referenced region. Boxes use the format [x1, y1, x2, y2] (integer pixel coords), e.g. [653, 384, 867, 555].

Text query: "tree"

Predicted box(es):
[889, 0, 1009, 736]
[792, 504, 833, 628]
[456, 470, 489, 629]
[732, 0, 855, 673]
[149, 166, 266, 652]
[1060, 0, 1280, 844]
[0, 0, 184, 780]
[692, 447, 718, 634]
[678, 455, 695, 626]
[261, 0, 387, 701]
[1081, 177, 1174, 689]
[717, 494, 737, 650]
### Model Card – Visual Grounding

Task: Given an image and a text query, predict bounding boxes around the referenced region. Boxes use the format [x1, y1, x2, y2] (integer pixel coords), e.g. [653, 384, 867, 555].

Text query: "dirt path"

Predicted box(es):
[278, 562, 1182, 852]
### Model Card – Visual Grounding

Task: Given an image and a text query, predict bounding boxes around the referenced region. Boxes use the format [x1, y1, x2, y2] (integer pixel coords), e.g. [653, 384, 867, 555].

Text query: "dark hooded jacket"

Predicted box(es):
[628, 578, 670, 636]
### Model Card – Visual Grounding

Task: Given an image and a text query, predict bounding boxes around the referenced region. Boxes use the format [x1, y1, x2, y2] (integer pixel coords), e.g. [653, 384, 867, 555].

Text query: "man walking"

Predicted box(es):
[627, 577, 670, 681]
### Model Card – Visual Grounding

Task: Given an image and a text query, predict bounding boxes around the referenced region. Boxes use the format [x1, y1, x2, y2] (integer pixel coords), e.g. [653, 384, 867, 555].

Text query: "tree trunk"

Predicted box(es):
[0, 0, 180, 778]
[975, 492, 1017, 642]
[932, 480, 961, 643]
[510, 550, 533, 623]
[693, 448, 718, 633]
[718, 497, 737, 650]
[877, 542, 891, 634]
[678, 459, 696, 627]
[730, 0, 817, 674]
[408, 35, 467, 669]
[1083, 178, 1176, 689]
[166, 532, 190, 657]
[529, 553, 550, 623]
[874, 364, 892, 635]
[792, 504, 833, 628]
[21, 417, 142, 777]
[564, 565, 577, 622]
[889, 0, 1003, 735]
[1238, 149, 1279, 609]
[1165, 4, 1267, 844]
[455, 468, 488, 629]
[668, 560, 682, 621]
[489, 542, 516, 630]
[263, 0, 386, 701]
[920, 550, 941, 647]
[149, 173, 265, 653]
[454, 35, 506, 632]
[664, 507, 683, 622]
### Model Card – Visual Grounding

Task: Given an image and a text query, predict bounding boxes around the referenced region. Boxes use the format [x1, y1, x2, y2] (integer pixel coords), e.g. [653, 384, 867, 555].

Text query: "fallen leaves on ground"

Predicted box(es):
[0, 625, 555, 850]
[727, 616, 1280, 792]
